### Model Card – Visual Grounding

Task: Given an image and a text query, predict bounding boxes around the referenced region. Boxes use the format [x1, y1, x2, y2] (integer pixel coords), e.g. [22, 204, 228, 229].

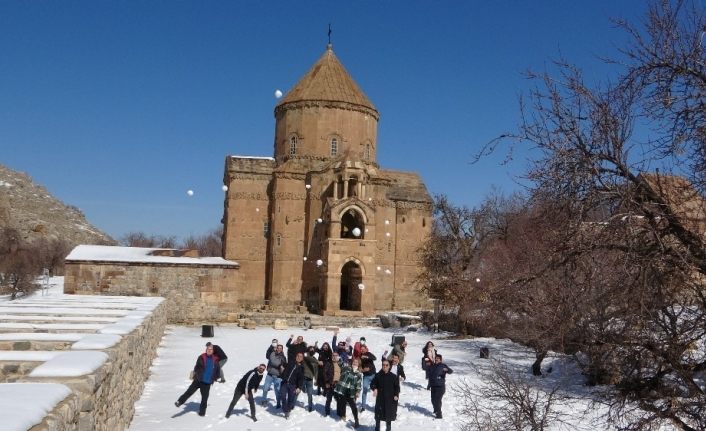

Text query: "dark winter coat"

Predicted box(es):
[282, 360, 305, 389]
[316, 343, 333, 387]
[316, 343, 333, 363]
[360, 351, 377, 376]
[389, 363, 406, 381]
[192, 353, 221, 384]
[423, 361, 453, 388]
[370, 370, 400, 422]
[212, 344, 228, 361]
[321, 360, 335, 388]
[236, 368, 264, 393]
[286, 338, 308, 364]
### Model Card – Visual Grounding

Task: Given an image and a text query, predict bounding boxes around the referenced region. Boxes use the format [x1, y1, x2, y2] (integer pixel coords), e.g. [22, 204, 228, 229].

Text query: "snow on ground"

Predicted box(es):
[1, 278, 612, 430]
[129, 325, 608, 431]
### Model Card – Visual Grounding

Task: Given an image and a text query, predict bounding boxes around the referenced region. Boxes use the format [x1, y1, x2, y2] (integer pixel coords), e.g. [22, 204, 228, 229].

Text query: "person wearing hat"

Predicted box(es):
[225, 363, 267, 422]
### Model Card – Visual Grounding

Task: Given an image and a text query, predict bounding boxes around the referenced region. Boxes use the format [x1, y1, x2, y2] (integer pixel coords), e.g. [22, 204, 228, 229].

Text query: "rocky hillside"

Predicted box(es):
[0, 164, 115, 246]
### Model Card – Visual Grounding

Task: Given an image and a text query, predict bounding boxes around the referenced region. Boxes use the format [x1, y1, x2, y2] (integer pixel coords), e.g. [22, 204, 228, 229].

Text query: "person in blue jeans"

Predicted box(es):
[302, 346, 320, 412]
[261, 343, 287, 408]
[280, 351, 305, 419]
[358, 345, 377, 411]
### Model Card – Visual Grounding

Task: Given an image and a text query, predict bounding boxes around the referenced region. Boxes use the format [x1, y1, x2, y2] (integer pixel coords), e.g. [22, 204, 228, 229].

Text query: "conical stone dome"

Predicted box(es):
[275, 44, 379, 120]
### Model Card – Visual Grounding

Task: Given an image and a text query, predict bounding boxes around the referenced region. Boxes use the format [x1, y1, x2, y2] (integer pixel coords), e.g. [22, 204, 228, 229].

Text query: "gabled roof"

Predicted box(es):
[276, 44, 378, 118]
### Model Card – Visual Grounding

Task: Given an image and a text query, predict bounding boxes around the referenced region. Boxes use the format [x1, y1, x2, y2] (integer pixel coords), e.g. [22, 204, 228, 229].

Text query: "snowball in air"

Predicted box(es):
[377, 266, 381, 271]
[256, 208, 260, 212]
[475, 277, 481, 283]
[358, 283, 365, 290]
[316, 259, 324, 266]
[316, 218, 323, 223]
[385, 232, 391, 237]
[222, 185, 228, 192]
[303, 257, 308, 261]
[385, 220, 390, 225]
[305, 184, 311, 189]
[352, 227, 361, 237]
[186, 190, 194, 196]
[385, 269, 392, 275]
[275, 89, 283, 98]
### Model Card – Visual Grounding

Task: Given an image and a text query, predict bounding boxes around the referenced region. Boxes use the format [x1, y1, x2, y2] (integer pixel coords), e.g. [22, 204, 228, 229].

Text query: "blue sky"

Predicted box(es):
[0, 1, 650, 241]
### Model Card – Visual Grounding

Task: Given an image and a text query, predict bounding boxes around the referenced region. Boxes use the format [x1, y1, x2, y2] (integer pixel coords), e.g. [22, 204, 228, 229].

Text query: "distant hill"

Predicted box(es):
[0, 164, 115, 246]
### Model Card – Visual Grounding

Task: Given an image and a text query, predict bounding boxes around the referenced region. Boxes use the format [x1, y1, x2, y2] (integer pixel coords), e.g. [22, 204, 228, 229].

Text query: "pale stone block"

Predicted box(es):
[273, 318, 288, 329]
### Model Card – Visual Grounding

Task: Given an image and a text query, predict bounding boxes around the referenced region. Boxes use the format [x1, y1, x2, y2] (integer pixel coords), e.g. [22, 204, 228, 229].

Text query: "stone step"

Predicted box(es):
[0, 361, 39, 382]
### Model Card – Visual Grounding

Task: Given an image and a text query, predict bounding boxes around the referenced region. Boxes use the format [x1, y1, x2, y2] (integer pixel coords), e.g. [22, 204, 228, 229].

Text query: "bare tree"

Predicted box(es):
[0, 228, 42, 299]
[477, 2, 706, 429]
[454, 361, 577, 431]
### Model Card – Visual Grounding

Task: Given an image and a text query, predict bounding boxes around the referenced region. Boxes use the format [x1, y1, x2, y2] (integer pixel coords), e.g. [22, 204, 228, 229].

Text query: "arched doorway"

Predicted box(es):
[340, 261, 362, 311]
[340, 208, 365, 239]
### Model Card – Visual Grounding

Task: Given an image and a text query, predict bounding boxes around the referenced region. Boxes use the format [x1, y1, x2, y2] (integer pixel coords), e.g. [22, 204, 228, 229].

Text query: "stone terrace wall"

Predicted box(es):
[64, 261, 246, 324]
[0, 295, 167, 431]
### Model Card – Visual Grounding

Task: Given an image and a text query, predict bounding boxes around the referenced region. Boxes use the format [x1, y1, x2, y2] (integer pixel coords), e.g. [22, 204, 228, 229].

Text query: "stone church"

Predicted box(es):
[222, 44, 432, 315]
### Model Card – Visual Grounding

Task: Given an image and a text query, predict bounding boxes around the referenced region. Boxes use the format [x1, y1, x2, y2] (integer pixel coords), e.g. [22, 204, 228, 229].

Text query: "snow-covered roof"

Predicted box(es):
[0, 383, 71, 431]
[230, 155, 275, 161]
[65, 245, 239, 266]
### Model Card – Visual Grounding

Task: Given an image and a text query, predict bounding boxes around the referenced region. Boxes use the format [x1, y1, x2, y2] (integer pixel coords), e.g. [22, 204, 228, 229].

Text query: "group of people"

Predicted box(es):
[174, 331, 453, 430]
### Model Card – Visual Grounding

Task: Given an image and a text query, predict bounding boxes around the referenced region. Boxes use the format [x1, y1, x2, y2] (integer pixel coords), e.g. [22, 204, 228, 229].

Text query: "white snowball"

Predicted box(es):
[352, 227, 361, 237]
[385, 269, 392, 275]
[316, 259, 324, 266]
[385, 220, 390, 225]
[316, 218, 323, 223]
[386, 232, 391, 237]
[358, 283, 365, 290]
[222, 185, 228, 192]
[256, 208, 260, 212]
[376, 266, 381, 271]
[275, 89, 283, 98]
[475, 278, 481, 283]
[186, 190, 194, 196]
[303, 257, 308, 261]
[305, 184, 311, 189]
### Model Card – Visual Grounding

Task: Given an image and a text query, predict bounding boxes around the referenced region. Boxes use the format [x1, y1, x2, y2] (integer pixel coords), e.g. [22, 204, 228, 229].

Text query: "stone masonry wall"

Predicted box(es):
[64, 262, 245, 323]
[25, 298, 167, 431]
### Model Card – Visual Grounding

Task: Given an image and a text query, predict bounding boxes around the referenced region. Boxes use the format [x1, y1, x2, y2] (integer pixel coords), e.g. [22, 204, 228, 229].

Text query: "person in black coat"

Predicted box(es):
[210, 342, 228, 383]
[175, 343, 222, 416]
[422, 353, 453, 419]
[286, 334, 308, 364]
[280, 351, 305, 419]
[225, 364, 266, 421]
[370, 358, 400, 431]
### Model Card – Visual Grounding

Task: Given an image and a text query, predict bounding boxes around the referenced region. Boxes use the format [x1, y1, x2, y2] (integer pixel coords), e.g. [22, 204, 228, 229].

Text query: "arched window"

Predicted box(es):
[364, 143, 371, 160]
[289, 136, 297, 155]
[331, 137, 338, 156]
[340, 208, 365, 239]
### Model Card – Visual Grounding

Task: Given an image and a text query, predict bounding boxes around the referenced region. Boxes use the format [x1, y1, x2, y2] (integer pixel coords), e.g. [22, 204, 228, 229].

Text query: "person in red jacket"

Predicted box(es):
[175, 343, 222, 416]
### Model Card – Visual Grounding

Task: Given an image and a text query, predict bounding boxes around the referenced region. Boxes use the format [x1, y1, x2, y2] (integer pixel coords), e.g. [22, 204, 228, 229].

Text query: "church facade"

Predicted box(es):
[222, 44, 432, 315]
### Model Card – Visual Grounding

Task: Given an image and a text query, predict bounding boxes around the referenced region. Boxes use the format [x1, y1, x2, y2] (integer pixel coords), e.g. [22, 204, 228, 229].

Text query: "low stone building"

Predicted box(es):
[64, 245, 242, 323]
[222, 44, 433, 315]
